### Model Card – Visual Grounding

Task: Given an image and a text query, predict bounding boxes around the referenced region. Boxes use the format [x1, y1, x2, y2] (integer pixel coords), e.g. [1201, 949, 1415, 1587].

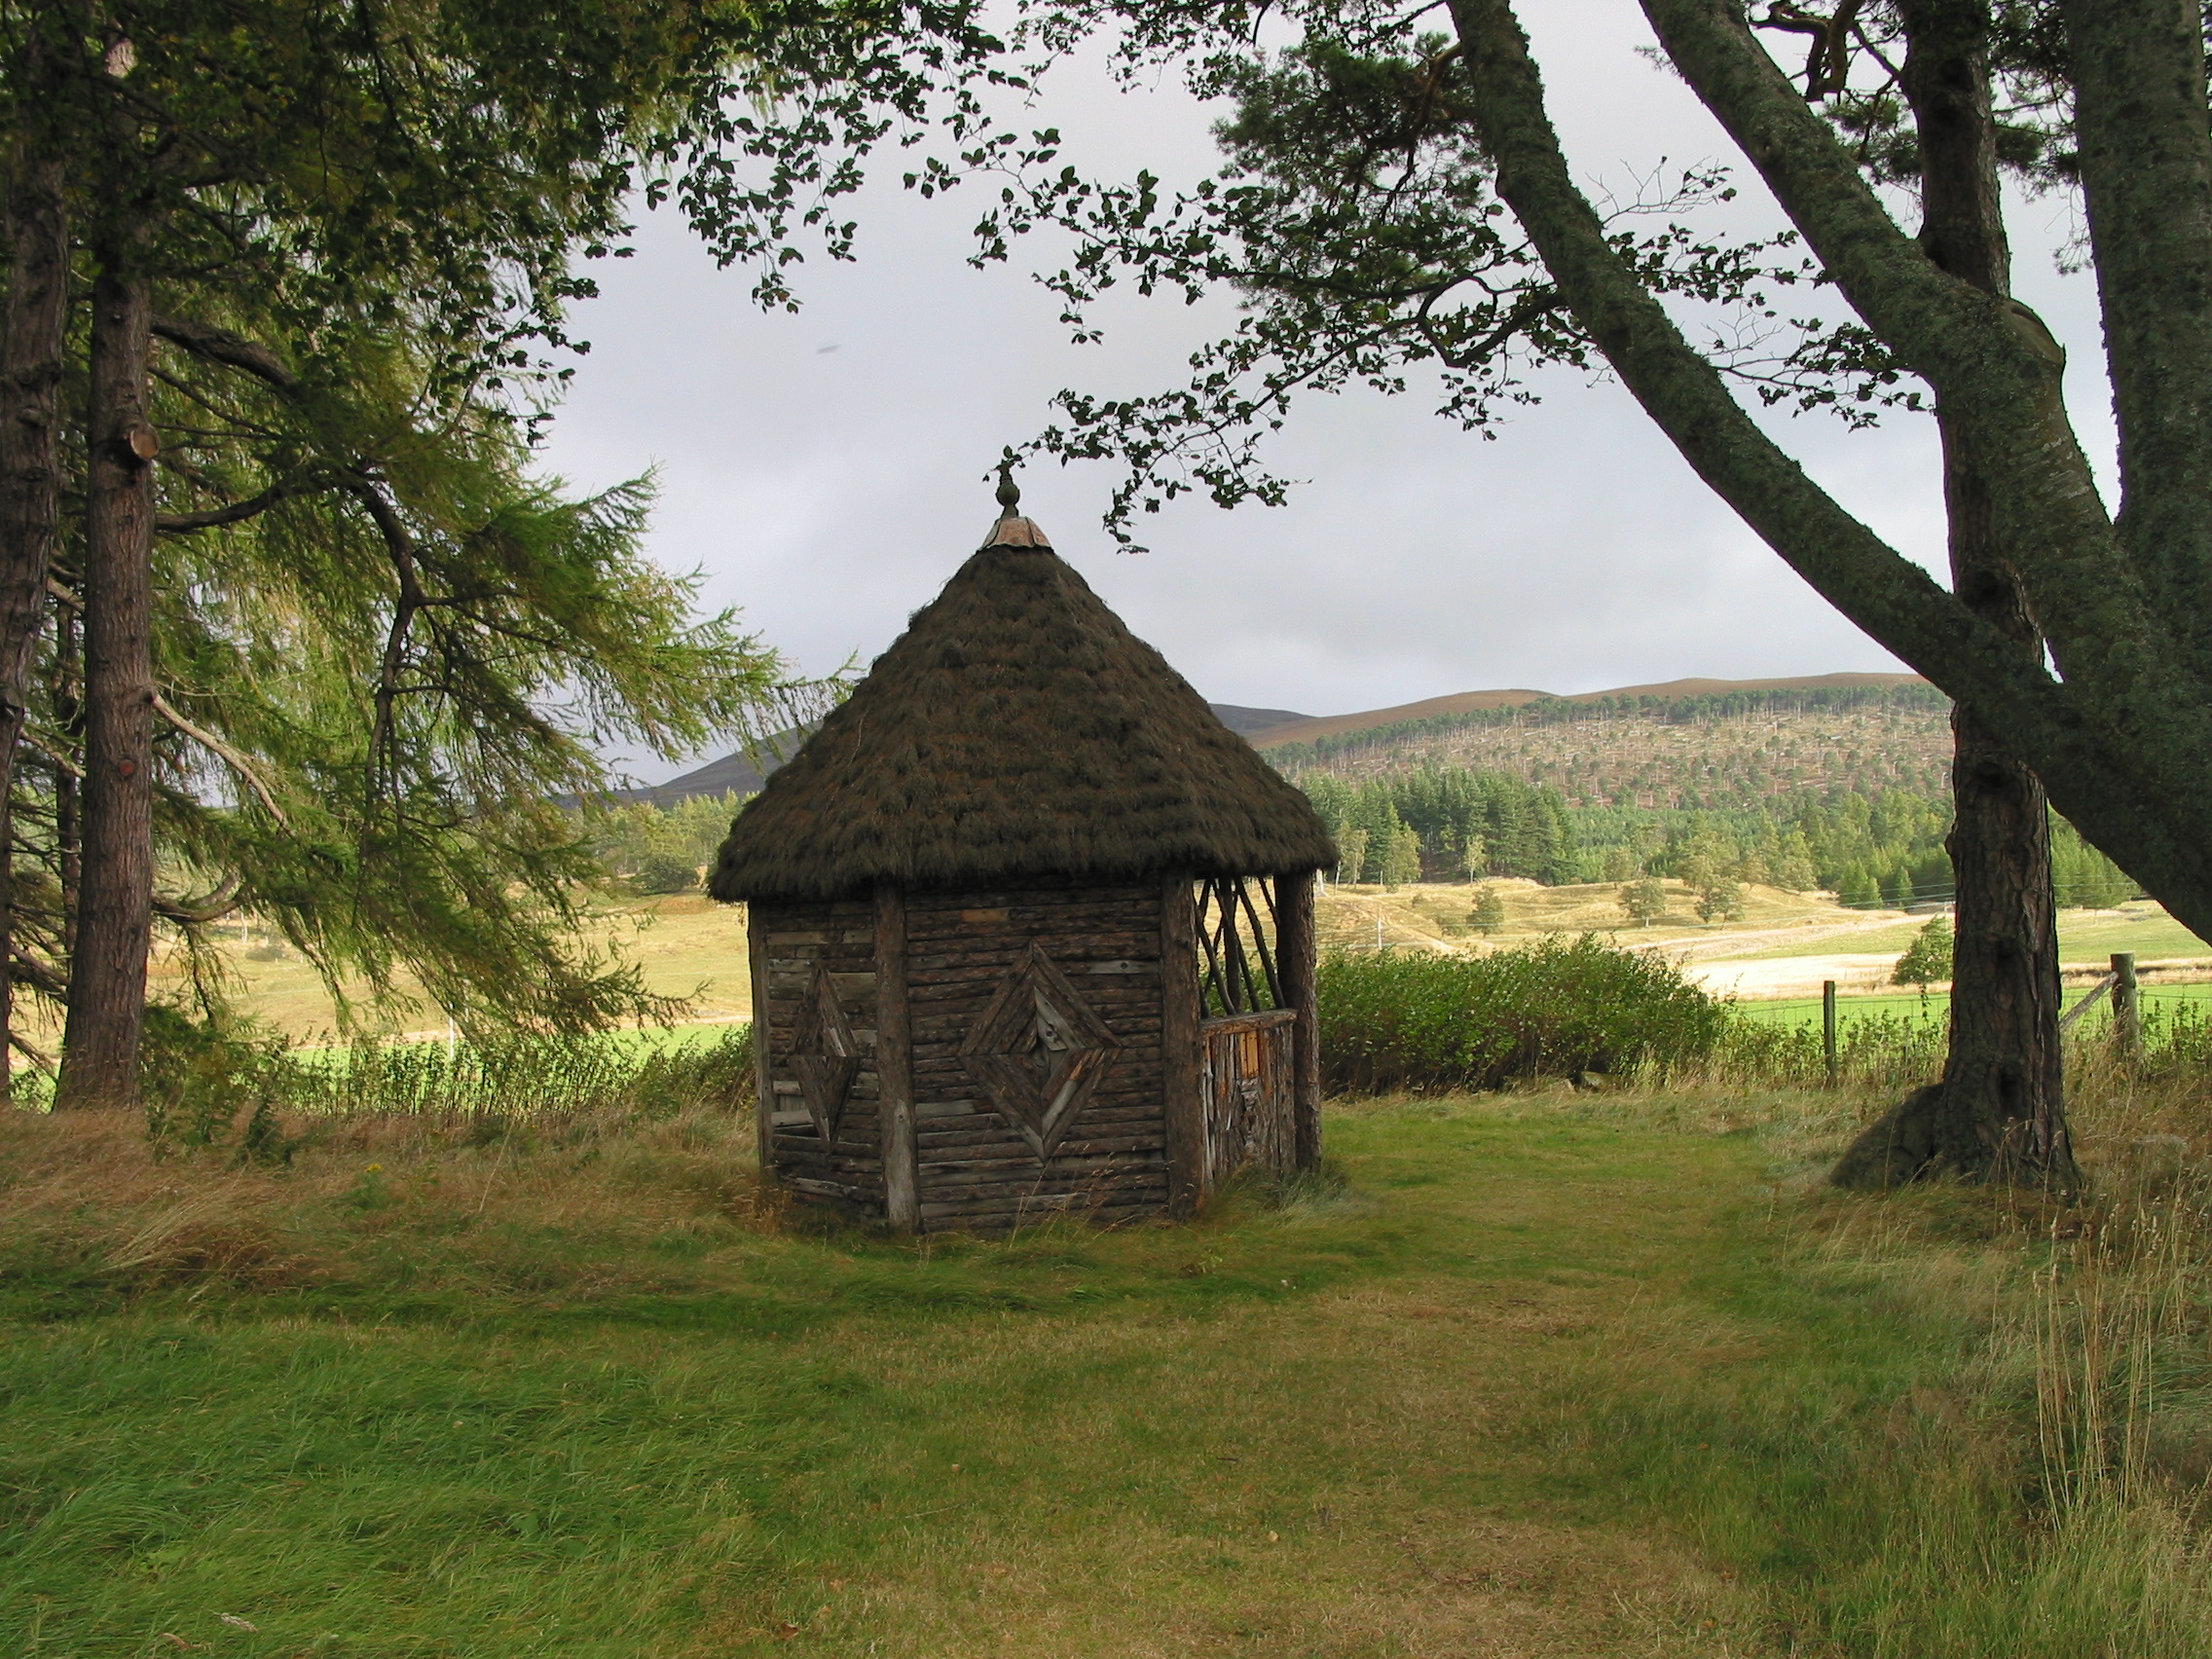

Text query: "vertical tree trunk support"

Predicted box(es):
[0, 128, 70, 1095]
[747, 905, 776, 1176]
[872, 880, 919, 1233]
[1274, 868, 1322, 1170]
[57, 270, 159, 1110]
[1160, 873, 1204, 1216]
[1835, 0, 2074, 1187]
[2112, 952, 2140, 1060]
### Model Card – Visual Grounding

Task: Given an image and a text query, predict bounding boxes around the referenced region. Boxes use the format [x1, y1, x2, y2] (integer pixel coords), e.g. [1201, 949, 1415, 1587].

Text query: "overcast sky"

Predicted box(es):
[537, 1, 2117, 782]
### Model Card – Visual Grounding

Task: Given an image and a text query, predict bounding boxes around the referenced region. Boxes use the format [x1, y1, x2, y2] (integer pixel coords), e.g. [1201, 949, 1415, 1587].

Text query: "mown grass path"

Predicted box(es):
[1, 1099, 2053, 1657]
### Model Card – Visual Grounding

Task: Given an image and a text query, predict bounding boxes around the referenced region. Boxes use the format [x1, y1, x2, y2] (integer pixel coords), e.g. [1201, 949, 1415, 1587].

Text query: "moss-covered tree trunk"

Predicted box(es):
[1834, 0, 2074, 1188]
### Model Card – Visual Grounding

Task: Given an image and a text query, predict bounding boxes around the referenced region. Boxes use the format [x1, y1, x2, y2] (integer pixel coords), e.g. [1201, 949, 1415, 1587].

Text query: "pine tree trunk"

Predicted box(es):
[0, 129, 70, 1095]
[55, 599, 79, 957]
[1832, 0, 2075, 1188]
[55, 268, 157, 1110]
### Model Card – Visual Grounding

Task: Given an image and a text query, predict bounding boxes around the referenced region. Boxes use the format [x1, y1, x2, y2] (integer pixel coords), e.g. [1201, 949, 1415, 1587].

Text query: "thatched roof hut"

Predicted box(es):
[709, 504, 1333, 903]
[716, 479, 1332, 1233]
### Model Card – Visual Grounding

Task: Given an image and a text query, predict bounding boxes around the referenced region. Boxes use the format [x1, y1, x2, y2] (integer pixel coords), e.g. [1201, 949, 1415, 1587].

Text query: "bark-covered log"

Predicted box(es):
[56, 268, 158, 1110]
[0, 101, 68, 1095]
[1847, 0, 2075, 1188]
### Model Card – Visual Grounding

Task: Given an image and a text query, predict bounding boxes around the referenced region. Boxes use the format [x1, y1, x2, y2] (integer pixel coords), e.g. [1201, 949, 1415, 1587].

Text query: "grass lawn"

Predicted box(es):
[3, 1090, 2192, 1657]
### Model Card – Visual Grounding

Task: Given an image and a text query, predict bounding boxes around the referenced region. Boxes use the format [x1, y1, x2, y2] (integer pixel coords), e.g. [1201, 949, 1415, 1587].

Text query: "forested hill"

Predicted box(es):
[1262, 680, 1951, 811]
[1274, 681, 2136, 910]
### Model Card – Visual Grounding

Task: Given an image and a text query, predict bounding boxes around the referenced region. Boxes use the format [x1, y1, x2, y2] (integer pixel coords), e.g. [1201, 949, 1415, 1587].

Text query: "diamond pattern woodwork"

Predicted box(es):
[790, 963, 862, 1142]
[959, 943, 1123, 1158]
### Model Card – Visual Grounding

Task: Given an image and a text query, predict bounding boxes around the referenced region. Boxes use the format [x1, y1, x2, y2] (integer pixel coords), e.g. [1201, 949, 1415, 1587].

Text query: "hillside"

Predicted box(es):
[1260, 678, 1948, 811]
[1240, 671, 1927, 751]
[615, 675, 1935, 808]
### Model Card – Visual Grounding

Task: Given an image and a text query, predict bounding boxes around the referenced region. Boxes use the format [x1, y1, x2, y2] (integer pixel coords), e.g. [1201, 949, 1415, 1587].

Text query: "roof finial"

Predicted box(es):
[981, 450, 1051, 548]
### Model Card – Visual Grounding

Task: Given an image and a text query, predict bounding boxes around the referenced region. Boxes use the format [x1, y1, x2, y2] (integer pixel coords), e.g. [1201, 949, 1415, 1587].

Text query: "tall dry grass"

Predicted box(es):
[0, 1026, 774, 1306]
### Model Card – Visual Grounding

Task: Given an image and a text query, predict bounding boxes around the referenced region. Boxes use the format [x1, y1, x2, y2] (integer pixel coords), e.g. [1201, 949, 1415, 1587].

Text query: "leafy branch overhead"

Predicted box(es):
[1, 0, 993, 1056]
[916, 0, 2212, 966]
[946, 21, 1919, 539]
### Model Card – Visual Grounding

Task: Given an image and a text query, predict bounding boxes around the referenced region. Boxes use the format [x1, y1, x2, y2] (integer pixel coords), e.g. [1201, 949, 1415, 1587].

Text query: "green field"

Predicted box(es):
[1735, 981, 2212, 1029]
[4, 1090, 2202, 1657]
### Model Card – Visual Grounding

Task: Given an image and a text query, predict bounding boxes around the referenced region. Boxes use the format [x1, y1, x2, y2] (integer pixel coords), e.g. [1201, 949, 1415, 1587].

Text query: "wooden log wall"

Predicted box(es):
[754, 897, 884, 1211]
[906, 882, 1168, 1232]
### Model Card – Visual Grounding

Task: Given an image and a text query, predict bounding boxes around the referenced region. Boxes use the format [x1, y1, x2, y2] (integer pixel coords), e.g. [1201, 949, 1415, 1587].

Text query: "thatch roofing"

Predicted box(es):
[710, 509, 1336, 902]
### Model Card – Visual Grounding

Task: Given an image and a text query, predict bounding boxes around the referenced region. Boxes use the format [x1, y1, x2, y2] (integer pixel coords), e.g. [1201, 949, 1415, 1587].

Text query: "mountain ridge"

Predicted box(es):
[604, 673, 1932, 806]
[1240, 672, 1930, 751]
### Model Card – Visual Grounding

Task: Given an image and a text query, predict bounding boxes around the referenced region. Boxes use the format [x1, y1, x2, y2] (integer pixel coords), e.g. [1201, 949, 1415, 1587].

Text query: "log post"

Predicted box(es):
[1161, 872, 1205, 1216]
[1823, 980, 1839, 1086]
[2112, 952, 2140, 1062]
[874, 880, 920, 1233]
[1276, 868, 1322, 1170]
[746, 904, 777, 1180]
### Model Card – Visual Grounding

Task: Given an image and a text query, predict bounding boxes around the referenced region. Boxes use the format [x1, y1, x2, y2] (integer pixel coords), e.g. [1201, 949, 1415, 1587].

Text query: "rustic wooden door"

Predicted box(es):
[1198, 1007, 1296, 1187]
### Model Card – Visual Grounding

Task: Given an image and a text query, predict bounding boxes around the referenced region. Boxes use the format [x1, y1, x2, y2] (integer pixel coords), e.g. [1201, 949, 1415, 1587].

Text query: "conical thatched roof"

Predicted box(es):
[710, 507, 1336, 902]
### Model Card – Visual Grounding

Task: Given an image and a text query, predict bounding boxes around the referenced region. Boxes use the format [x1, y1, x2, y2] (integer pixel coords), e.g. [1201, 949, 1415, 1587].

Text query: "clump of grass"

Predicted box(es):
[277, 1024, 756, 1127]
[1316, 933, 1728, 1093]
[1711, 1001, 1947, 1090]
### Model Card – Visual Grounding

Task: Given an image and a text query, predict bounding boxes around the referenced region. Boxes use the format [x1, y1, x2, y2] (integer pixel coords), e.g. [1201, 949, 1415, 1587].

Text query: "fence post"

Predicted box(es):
[2112, 952, 2140, 1061]
[1823, 979, 1838, 1086]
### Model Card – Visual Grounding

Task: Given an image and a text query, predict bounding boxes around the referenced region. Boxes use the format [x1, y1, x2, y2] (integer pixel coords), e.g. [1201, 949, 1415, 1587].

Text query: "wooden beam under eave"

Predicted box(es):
[746, 903, 777, 1181]
[874, 880, 921, 1233]
[1161, 871, 1205, 1216]
[1275, 868, 1322, 1171]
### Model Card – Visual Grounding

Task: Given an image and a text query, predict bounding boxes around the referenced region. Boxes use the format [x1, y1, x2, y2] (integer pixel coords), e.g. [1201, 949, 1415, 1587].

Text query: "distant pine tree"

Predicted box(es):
[1379, 824, 1423, 889]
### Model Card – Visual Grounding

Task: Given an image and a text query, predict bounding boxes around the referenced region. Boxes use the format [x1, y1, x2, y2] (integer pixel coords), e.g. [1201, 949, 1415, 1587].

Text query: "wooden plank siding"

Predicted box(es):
[753, 897, 885, 1213]
[905, 883, 1168, 1232]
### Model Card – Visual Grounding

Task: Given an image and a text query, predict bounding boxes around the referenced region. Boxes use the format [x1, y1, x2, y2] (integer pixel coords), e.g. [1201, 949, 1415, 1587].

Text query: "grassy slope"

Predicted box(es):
[2, 1093, 2188, 1658]
[1321, 879, 1861, 953]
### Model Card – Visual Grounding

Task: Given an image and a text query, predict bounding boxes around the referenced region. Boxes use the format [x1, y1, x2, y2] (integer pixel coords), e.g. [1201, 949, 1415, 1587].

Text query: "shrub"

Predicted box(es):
[1469, 884, 1506, 936]
[1620, 877, 1668, 928]
[1316, 934, 1728, 1093]
[631, 852, 702, 894]
[1894, 915, 1955, 988]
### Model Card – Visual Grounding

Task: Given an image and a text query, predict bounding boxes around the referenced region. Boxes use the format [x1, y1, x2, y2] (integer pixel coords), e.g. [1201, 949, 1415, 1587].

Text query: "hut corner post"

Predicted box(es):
[1277, 868, 1322, 1171]
[1161, 871, 1206, 1216]
[874, 880, 921, 1233]
[746, 904, 776, 1180]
